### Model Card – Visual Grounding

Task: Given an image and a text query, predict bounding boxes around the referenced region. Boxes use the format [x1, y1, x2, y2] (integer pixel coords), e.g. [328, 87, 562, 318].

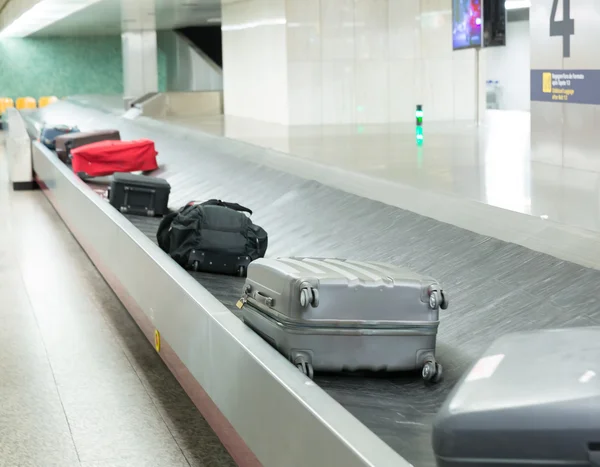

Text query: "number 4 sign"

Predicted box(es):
[550, 0, 575, 57]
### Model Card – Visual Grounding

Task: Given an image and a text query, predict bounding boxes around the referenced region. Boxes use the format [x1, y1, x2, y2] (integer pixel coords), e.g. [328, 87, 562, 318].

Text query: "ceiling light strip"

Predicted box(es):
[505, 0, 531, 10]
[0, 0, 103, 38]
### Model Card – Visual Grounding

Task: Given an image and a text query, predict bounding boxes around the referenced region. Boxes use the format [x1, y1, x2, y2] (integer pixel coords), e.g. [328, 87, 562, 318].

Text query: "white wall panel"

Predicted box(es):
[452, 52, 477, 121]
[485, 21, 530, 111]
[420, 0, 453, 59]
[388, 0, 421, 60]
[354, 0, 388, 61]
[355, 60, 389, 124]
[223, 0, 479, 125]
[389, 59, 419, 123]
[320, 0, 355, 61]
[422, 59, 456, 121]
[321, 61, 355, 124]
[222, 0, 289, 124]
[286, 0, 321, 62]
[287, 61, 323, 125]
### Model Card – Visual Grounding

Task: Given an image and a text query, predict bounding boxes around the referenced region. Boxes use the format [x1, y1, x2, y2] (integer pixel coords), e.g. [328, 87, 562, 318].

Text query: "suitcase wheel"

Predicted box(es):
[429, 289, 448, 310]
[429, 291, 439, 310]
[238, 266, 246, 277]
[311, 288, 319, 307]
[422, 361, 443, 383]
[296, 360, 314, 380]
[440, 291, 449, 310]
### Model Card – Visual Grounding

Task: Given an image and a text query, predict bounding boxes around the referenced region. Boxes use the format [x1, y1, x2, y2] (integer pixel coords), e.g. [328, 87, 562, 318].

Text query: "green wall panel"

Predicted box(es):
[0, 36, 167, 101]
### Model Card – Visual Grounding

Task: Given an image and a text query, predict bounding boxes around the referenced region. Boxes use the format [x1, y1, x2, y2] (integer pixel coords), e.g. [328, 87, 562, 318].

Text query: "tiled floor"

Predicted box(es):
[0, 138, 234, 466]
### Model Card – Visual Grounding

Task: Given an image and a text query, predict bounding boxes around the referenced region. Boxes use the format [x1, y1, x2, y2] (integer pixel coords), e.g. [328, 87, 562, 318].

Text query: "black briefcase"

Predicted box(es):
[109, 173, 170, 217]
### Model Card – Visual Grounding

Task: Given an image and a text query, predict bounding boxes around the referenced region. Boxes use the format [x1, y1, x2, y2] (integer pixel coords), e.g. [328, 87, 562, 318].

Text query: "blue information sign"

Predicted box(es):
[531, 69, 600, 105]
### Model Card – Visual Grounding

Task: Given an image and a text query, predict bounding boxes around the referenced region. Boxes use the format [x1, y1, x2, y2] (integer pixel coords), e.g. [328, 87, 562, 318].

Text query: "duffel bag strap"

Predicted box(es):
[156, 209, 179, 252]
[186, 199, 253, 215]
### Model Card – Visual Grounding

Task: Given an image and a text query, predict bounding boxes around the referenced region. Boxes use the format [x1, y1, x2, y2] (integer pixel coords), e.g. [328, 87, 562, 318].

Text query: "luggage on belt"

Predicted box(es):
[157, 199, 268, 277]
[238, 257, 448, 380]
[55, 129, 121, 163]
[71, 139, 158, 177]
[432, 327, 600, 467]
[40, 125, 79, 150]
[109, 173, 170, 217]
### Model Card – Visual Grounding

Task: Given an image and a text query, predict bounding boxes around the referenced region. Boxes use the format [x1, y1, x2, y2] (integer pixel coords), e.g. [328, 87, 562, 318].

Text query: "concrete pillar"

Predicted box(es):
[221, 0, 479, 126]
[121, 0, 158, 104]
[530, 0, 600, 172]
[221, 0, 289, 124]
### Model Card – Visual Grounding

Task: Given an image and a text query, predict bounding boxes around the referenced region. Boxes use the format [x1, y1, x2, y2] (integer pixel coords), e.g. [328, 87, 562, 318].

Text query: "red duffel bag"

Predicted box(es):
[71, 139, 158, 177]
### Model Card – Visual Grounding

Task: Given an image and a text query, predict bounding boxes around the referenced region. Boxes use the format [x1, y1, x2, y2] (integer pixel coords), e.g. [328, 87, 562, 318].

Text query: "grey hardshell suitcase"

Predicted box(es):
[239, 257, 448, 380]
[432, 327, 600, 467]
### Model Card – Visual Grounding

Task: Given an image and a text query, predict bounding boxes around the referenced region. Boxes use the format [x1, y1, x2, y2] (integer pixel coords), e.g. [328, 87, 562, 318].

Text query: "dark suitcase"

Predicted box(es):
[239, 258, 448, 380]
[109, 173, 170, 217]
[432, 327, 600, 467]
[156, 200, 268, 276]
[55, 129, 121, 163]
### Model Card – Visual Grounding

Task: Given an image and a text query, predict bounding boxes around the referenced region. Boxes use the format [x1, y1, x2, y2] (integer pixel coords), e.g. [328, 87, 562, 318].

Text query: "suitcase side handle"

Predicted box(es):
[254, 291, 274, 307]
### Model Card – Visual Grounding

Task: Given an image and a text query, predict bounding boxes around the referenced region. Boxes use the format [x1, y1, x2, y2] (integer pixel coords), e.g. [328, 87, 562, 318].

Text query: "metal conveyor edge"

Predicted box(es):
[30, 140, 410, 467]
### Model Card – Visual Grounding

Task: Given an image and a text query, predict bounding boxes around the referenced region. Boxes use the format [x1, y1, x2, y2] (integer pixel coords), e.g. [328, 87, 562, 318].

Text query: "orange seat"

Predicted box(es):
[0, 98, 14, 121]
[38, 96, 58, 108]
[16, 97, 37, 110]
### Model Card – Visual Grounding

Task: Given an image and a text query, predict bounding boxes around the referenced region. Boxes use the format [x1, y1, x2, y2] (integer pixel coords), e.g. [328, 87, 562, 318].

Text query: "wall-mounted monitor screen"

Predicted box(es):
[483, 0, 507, 47]
[452, 0, 483, 50]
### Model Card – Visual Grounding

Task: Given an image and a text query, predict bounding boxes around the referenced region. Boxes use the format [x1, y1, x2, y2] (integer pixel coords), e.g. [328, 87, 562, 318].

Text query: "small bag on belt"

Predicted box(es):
[108, 173, 171, 217]
[156, 199, 268, 276]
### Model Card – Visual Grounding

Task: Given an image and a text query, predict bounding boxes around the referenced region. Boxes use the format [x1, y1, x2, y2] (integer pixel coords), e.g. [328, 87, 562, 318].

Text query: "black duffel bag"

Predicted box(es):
[157, 199, 268, 276]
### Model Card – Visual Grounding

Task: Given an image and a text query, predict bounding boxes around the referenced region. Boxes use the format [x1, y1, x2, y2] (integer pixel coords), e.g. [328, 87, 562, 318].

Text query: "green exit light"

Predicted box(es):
[416, 126, 424, 146]
[416, 104, 423, 126]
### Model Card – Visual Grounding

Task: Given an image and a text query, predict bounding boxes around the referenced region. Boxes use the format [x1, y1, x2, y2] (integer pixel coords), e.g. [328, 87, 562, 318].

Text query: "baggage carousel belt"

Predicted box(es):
[125, 203, 600, 467]
[29, 103, 600, 466]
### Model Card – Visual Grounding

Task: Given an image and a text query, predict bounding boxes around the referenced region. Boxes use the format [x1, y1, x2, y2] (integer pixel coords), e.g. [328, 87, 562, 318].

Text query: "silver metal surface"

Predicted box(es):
[31, 141, 409, 467]
[4, 108, 32, 185]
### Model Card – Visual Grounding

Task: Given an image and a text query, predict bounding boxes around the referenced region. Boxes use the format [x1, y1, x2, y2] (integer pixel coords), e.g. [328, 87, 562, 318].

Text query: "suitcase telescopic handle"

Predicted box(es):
[254, 291, 274, 307]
